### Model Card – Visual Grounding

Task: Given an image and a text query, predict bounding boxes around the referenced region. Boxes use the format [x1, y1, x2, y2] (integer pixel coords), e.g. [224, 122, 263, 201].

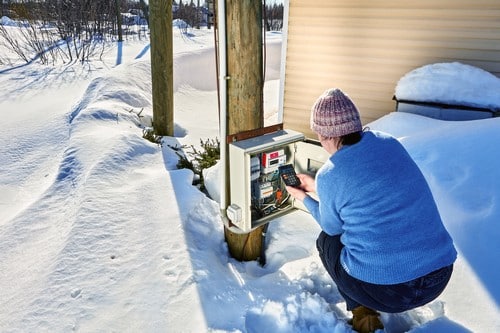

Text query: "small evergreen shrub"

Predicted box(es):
[142, 127, 163, 146]
[171, 138, 220, 190]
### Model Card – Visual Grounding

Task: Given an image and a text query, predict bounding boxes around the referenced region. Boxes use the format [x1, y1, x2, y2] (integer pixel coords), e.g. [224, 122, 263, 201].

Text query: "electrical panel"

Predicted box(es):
[228, 129, 329, 232]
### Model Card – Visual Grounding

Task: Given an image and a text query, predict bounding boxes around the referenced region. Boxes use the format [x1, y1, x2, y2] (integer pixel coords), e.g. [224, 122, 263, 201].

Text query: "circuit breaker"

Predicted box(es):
[228, 129, 329, 232]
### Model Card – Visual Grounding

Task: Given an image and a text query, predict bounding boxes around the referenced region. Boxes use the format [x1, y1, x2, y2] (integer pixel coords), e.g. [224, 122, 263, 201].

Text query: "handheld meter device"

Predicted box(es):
[278, 164, 301, 188]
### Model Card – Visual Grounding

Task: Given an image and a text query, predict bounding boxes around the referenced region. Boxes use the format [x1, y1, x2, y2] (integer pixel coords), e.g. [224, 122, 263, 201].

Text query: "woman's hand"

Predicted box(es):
[285, 174, 315, 202]
[296, 174, 315, 193]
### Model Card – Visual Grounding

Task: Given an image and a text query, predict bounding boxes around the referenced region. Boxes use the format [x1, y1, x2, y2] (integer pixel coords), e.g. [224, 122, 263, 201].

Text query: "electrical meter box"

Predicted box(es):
[228, 129, 329, 232]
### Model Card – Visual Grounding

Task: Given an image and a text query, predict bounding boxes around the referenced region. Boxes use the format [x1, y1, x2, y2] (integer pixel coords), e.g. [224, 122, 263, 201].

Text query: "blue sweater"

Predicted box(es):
[303, 131, 457, 284]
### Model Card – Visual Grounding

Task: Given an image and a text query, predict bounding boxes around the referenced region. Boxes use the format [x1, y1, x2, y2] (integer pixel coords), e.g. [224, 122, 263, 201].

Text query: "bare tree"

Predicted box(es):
[264, 2, 283, 31]
[0, 0, 149, 65]
[174, 0, 203, 30]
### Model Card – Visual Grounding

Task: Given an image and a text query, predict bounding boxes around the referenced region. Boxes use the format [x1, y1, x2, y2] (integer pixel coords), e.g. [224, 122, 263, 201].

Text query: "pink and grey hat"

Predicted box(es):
[310, 88, 362, 138]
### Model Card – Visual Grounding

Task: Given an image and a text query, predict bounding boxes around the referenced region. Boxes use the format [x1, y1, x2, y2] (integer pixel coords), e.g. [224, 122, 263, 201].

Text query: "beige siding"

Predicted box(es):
[283, 0, 500, 138]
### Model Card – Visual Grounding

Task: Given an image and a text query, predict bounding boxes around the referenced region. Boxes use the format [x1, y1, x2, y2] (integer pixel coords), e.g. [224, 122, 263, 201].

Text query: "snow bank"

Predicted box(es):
[370, 112, 500, 318]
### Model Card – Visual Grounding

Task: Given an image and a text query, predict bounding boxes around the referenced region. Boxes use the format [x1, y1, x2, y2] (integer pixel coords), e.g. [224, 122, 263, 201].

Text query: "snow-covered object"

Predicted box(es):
[0, 16, 16, 26]
[395, 62, 500, 110]
[172, 18, 190, 29]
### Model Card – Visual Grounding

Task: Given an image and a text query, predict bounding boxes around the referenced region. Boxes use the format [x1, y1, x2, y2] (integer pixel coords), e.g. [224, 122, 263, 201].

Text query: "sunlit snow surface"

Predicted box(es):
[0, 21, 499, 332]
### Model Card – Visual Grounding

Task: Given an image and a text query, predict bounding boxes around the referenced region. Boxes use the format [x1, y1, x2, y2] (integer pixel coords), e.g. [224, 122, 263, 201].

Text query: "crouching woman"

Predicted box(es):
[285, 88, 457, 333]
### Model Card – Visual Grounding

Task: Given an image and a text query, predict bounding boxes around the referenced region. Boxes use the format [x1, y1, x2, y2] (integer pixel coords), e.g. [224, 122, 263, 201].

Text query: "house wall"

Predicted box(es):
[282, 0, 500, 138]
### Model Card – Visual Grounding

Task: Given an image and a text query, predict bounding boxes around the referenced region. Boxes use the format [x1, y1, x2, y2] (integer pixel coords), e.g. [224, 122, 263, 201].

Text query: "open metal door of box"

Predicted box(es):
[291, 139, 330, 212]
[228, 129, 329, 232]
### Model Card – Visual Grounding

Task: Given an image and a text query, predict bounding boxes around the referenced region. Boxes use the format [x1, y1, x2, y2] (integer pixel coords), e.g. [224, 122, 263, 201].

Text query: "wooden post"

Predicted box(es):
[196, 0, 201, 29]
[207, 0, 214, 29]
[115, 0, 123, 42]
[149, 0, 174, 136]
[224, 0, 265, 261]
[140, 0, 149, 25]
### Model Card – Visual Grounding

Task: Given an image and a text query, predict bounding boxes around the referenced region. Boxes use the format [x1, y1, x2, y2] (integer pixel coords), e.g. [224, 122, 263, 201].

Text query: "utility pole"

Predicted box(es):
[223, 0, 265, 261]
[139, 0, 149, 25]
[149, 0, 174, 136]
[196, 0, 200, 29]
[115, 0, 123, 42]
[206, 0, 214, 29]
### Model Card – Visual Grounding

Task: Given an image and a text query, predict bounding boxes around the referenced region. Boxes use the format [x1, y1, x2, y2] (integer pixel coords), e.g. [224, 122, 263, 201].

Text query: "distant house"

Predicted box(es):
[281, 0, 500, 138]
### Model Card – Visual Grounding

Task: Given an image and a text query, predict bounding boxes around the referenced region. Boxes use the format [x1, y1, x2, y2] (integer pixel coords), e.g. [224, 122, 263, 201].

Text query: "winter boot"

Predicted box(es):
[349, 306, 384, 333]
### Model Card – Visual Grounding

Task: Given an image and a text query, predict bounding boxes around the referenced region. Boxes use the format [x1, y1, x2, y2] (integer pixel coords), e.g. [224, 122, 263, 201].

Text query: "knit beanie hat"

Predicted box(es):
[310, 88, 362, 137]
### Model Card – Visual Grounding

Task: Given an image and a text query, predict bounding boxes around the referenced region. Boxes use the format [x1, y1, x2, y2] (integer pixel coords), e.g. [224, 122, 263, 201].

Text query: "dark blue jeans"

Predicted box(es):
[316, 231, 453, 313]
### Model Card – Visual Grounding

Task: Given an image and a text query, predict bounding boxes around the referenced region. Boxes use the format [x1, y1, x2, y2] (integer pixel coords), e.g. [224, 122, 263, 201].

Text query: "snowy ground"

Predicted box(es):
[0, 24, 499, 333]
